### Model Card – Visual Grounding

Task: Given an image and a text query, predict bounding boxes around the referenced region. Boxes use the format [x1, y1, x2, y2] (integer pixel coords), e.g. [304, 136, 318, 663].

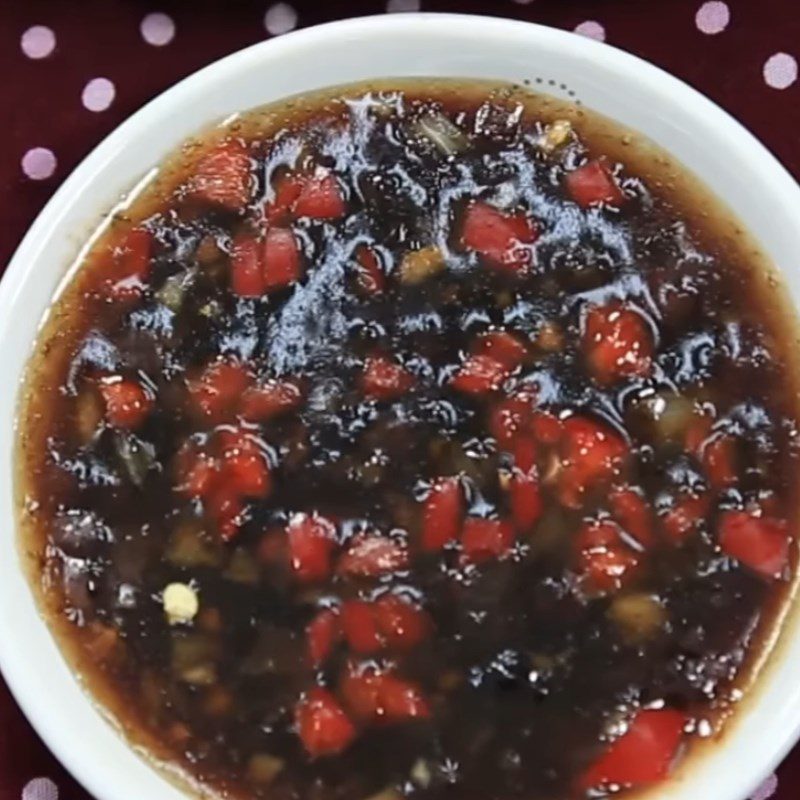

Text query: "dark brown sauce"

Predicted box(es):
[15, 80, 800, 800]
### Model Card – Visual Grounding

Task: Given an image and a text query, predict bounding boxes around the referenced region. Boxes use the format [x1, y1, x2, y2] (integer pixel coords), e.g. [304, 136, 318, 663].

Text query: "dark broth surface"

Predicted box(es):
[16, 81, 800, 800]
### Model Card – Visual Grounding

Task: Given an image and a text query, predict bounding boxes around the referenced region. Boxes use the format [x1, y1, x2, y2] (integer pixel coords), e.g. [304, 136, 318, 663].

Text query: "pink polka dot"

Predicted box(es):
[574, 20, 606, 42]
[764, 52, 798, 89]
[511, 0, 535, 4]
[140, 12, 175, 47]
[21, 777, 59, 800]
[264, 3, 298, 35]
[20, 26, 56, 59]
[81, 77, 115, 112]
[386, 0, 421, 11]
[21, 148, 57, 181]
[696, 2, 730, 35]
[750, 773, 779, 800]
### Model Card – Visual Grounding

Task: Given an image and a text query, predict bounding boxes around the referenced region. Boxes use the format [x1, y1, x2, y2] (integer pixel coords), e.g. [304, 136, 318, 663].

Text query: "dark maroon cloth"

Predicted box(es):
[1, 2, 797, 798]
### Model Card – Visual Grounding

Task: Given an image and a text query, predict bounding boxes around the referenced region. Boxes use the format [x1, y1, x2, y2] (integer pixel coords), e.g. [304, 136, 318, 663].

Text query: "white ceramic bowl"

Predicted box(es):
[2, 13, 800, 800]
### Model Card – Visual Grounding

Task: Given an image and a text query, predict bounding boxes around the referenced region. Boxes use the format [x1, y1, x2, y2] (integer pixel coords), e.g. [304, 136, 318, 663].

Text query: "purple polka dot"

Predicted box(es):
[82, 77, 115, 112]
[264, 3, 298, 35]
[696, 2, 730, 34]
[574, 20, 606, 42]
[20, 26, 56, 59]
[21, 148, 57, 181]
[764, 52, 798, 89]
[140, 12, 175, 47]
[750, 773, 779, 800]
[386, 0, 421, 12]
[511, 0, 535, 4]
[21, 777, 59, 800]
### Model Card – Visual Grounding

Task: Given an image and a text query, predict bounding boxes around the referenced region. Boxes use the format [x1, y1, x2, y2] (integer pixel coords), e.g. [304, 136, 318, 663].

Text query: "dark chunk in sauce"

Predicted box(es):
[17, 81, 800, 800]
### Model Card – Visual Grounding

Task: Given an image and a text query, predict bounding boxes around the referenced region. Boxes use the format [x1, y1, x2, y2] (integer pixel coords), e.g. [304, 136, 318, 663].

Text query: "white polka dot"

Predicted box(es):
[750, 773, 779, 800]
[22, 777, 59, 800]
[82, 77, 116, 112]
[386, 0, 421, 12]
[764, 52, 798, 89]
[511, 0, 535, 4]
[140, 12, 175, 47]
[264, 3, 298, 35]
[20, 26, 56, 59]
[695, 1, 730, 34]
[21, 148, 57, 181]
[574, 20, 606, 42]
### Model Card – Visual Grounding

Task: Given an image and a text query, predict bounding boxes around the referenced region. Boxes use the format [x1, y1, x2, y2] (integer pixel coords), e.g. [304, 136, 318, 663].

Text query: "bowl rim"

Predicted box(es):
[3, 12, 800, 800]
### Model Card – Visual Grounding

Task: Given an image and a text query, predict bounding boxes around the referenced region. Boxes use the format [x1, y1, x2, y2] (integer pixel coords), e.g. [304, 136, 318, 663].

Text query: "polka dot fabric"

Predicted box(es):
[0, 1, 798, 799]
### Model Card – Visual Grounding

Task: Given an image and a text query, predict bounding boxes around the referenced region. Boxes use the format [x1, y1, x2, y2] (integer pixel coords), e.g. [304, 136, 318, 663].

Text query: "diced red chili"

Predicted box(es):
[354, 245, 385, 296]
[660, 493, 710, 545]
[565, 159, 625, 208]
[513, 434, 538, 474]
[475, 331, 528, 369]
[341, 601, 383, 655]
[206, 488, 245, 543]
[240, 379, 303, 422]
[610, 486, 655, 548]
[293, 169, 346, 220]
[188, 360, 252, 422]
[338, 535, 409, 577]
[530, 410, 564, 444]
[295, 688, 356, 758]
[461, 518, 516, 564]
[106, 228, 153, 301]
[718, 510, 789, 579]
[575, 519, 640, 594]
[190, 140, 253, 212]
[490, 392, 535, 449]
[286, 513, 337, 583]
[340, 662, 384, 722]
[360, 356, 416, 401]
[450, 355, 508, 395]
[421, 477, 464, 552]
[230, 234, 264, 297]
[583, 302, 653, 385]
[374, 596, 432, 651]
[579, 709, 686, 790]
[510, 472, 543, 532]
[219, 446, 271, 499]
[378, 674, 431, 722]
[99, 378, 153, 430]
[178, 450, 218, 498]
[263, 228, 302, 292]
[265, 173, 305, 224]
[558, 416, 628, 509]
[461, 201, 538, 274]
[340, 663, 430, 724]
[307, 608, 341, 667]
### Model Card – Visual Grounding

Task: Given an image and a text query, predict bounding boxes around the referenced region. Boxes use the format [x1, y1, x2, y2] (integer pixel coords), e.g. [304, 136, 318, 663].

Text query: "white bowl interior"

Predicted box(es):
[2, 13, 800, 800]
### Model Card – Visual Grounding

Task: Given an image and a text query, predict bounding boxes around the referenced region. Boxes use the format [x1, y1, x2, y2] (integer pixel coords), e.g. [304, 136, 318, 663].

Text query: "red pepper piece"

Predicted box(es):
[219, 431, 271, 498]
[565, 159, 625, 208]
[513, 434, 538, 474]
[295, 688, 356, 758]
[355, 245, 385, 296]
[263, 228, 302, 292]
[660, 493, 710, 545]
[475, 331, 528, 369]
[510, 471, 543, 532]
[286, 513, 337, 583]
[718, 510, 789, 579]
[340, 662, 384, 722]
[341, 601, 383, 655]
[179, 451, 218, 498]
[460, 518, 516, 564]
[575, 519, 640, 594]
[206, 488, 245, 542]
[188, 360, 252, 423]
[687, 418, 738, 490]
[240, 379, 303, 422]
[609, 486, 655, 549]
[265, 173, 305, 224]
[583, 302, 653, 385]
[360, 356, 416, 401]
[490, 392, 536, 449]
[340, 663, 430, 724]
[558, 416, 629, 509]
[294, 169, 346, 220]
[374, 596, 432, 650]
[530, 410, 564, 444]
[106, 227, 153, 301]
[421, 477, 464, 552]
[230, 234, 264, 297]
[99, 378, 153, 430]
[451, 355, 508, 395]
[307, 608, 341, 667]
[579, 709, 686, 790]
[379, 674, 431, 721]
[338, 535, 409, 578]
[190, 140, 252, 211]
[461, 201, 538, 274]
